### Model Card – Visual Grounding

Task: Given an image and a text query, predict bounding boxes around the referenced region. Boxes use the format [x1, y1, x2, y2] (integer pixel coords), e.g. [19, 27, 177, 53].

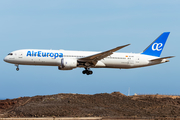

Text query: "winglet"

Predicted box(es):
[113, 44, 131, 52]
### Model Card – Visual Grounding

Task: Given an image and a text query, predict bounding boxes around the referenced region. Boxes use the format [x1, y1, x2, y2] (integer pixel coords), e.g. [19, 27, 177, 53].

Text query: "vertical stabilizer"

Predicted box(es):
[141, 32, 170, 57]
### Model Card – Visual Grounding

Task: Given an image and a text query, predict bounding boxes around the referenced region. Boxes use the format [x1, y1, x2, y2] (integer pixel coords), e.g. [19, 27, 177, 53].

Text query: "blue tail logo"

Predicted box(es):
[141, 32, 170, 57]
[152, 43, 163, 51]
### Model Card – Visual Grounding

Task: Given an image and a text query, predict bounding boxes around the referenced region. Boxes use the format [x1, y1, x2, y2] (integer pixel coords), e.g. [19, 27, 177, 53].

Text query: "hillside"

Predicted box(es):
[1, 92, 180, 118]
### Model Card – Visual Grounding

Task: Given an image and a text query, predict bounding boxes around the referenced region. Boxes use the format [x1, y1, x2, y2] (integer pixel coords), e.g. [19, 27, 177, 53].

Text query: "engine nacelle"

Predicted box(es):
[58, 58, 77, 70]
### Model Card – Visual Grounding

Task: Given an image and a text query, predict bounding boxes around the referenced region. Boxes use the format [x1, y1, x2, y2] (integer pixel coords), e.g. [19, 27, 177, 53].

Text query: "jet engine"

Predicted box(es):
[58, 58, 77, 70]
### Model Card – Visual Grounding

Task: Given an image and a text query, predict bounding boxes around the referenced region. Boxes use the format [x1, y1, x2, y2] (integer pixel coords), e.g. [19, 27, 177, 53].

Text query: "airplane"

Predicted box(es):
[4, 32, 174, 75]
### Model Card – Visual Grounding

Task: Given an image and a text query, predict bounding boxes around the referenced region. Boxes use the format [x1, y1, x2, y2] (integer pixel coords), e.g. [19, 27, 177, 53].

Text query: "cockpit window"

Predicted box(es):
[8, 53, 13, 55]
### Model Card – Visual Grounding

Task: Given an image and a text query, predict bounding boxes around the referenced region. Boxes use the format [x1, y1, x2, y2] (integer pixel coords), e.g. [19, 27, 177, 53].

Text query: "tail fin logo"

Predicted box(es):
[152, 43, 163, 51]
[141, 32, 170, 57]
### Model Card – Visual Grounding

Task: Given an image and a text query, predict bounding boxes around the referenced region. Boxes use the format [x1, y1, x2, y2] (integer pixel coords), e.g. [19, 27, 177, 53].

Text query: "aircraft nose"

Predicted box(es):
[3, 56, 8, 62]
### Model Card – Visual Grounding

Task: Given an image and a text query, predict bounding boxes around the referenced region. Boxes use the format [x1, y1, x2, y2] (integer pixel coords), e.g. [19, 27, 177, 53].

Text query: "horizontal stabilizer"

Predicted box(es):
[150, 56, 175, 62]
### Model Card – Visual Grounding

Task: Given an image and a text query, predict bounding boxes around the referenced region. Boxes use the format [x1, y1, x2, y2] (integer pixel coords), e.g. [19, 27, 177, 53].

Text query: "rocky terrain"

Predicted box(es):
[1, 92, 180, 118]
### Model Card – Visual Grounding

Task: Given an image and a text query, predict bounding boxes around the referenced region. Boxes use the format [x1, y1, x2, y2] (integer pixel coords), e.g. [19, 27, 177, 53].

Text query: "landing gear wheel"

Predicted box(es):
[82, 70, 86, 74]
[15, 64, 19, 71]
[82, 68, 93, 75]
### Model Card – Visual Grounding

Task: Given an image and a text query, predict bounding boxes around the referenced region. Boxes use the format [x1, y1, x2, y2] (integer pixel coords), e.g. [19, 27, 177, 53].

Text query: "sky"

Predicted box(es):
[0, 0, 180, 99]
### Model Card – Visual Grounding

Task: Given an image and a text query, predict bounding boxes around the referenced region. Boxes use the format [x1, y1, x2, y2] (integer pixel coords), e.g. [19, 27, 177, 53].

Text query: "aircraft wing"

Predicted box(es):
[78, 44, 130, 65]
[150, 56, 175, 62]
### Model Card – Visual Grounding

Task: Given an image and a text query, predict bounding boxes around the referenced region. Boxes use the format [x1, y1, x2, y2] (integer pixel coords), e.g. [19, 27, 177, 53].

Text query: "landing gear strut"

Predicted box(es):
[82, 68, 93, 75]
[15, 64, 19, 71]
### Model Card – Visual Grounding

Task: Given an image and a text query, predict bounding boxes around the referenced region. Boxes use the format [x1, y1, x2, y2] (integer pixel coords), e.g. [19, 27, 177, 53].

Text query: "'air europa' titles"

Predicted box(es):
[26, 51, 63, 59]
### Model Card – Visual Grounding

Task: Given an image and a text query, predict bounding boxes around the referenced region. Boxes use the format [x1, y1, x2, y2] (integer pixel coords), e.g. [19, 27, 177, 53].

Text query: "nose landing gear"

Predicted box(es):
[15, 64, 19, 71]
[82, 68, 93, 75]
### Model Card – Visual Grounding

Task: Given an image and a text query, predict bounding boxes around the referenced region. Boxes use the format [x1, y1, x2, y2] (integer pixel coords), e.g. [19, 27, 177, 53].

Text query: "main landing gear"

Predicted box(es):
[15, 64, 19, 71]
[82, 68, 93, 75]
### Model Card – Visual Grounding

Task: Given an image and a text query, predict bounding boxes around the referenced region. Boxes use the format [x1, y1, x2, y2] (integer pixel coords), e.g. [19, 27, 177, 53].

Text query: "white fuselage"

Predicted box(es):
[3, 32, 173, 75]
[4, 49, 165, 69]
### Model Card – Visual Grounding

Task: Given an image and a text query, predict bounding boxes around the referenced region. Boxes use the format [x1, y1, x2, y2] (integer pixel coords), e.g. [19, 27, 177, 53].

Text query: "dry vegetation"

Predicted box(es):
[1, 92, 180, 118]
